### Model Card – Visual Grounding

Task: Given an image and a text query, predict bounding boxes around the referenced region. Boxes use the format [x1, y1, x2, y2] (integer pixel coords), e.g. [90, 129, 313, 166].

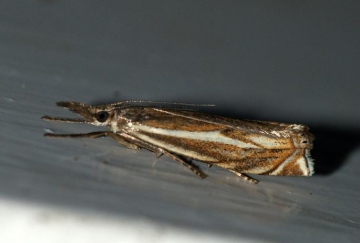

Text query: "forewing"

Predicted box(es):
[134, 108, 313, 149]
[118, 107, 314, 176]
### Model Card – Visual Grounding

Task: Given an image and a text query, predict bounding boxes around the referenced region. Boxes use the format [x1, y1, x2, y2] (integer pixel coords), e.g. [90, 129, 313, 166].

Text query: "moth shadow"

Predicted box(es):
[310, 126, 360, 175]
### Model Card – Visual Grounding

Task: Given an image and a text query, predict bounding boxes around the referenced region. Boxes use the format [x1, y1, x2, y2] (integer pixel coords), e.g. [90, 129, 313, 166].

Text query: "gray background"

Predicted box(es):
[1, 1, 359, 242]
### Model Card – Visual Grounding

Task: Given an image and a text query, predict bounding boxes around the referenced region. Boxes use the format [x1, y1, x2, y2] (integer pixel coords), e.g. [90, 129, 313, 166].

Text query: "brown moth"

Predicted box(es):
[42, 101, 314, 183]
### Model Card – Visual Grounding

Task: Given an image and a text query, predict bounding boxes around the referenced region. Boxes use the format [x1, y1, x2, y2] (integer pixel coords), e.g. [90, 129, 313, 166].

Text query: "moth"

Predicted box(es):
[42, 101, 314, 183]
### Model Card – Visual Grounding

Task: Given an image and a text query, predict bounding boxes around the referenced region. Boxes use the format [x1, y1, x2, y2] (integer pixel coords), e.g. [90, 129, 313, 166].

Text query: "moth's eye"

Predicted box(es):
[95, 111, 109, 122]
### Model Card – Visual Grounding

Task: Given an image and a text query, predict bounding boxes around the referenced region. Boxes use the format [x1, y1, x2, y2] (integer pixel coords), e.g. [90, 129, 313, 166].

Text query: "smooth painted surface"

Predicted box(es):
[0, 1, 359, 242]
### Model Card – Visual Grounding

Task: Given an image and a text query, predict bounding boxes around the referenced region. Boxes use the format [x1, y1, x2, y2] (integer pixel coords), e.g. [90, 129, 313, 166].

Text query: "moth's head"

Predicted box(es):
[42, 101, 115, 126]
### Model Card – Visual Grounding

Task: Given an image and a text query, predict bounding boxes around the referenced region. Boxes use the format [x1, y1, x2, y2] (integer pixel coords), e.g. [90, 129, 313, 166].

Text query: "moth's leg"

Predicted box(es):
[106, 132, 141, 150]
[229, 170, 259, 184]
[160, 150, 208, 179]
[44, 131, 140, 150]
[118, 133, 158, 152]
[119, 133, 208, 179]
[44, 131, 108, 138]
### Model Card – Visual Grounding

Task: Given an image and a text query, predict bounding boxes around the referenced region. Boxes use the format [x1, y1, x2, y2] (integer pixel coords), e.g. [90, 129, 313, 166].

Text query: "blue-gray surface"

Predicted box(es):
[0, 1, 359, 242]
